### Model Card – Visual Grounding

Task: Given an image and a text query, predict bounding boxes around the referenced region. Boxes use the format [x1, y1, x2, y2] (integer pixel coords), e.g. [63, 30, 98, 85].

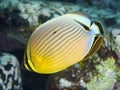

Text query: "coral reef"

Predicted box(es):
[0, 0, 19, 9]
[0, 0, 120, 90]
[87, 58, 116, 90]
[18, 2, 43, 26]
[113, 32, 120, 59]
[0, 0, 119, 27]
[0, 53, 22, 90]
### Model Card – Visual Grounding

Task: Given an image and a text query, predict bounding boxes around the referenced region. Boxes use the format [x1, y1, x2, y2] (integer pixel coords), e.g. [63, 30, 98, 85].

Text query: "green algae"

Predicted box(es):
[87, 58, 117, 90]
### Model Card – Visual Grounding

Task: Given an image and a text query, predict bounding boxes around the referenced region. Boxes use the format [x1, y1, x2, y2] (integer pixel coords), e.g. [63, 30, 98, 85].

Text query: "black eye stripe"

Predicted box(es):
[74, 19, 90, 31]
[94, 21, 104, 35]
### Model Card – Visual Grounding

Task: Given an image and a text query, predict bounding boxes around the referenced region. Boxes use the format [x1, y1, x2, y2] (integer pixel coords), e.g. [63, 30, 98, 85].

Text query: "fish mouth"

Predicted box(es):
[95, 34, 104, 38]
[84, 34, 104, 59]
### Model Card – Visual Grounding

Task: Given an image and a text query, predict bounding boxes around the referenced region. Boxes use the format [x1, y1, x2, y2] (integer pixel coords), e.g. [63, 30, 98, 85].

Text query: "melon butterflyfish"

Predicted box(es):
[24, 13, 105, 74]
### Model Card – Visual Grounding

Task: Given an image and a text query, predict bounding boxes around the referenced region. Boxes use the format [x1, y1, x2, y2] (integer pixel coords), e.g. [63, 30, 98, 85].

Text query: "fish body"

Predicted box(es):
[24, 13, 105, 74]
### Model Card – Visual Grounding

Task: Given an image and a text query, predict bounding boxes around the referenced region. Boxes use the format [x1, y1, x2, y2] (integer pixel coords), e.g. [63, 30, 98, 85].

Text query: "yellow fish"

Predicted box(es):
[24, 13, 105, 74]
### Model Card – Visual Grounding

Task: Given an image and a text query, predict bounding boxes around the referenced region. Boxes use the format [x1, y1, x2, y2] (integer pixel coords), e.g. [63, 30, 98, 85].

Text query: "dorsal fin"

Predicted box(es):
[70, 12, 91, 20]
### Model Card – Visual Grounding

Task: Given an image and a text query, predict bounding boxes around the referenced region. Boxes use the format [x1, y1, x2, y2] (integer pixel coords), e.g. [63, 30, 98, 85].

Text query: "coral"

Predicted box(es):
[0, 53, 22, 90]
[0, 0, 119, 28]
[111, 30, 120, 60]
[18, 2, 41, 26]
[114, 35, 120, 60]
[112, 29, 120, 38]
[59, 78, 73, 88]
[17, 1, 81, 26]
[87, 58, 117, 90]
[0, 0, 19, 9]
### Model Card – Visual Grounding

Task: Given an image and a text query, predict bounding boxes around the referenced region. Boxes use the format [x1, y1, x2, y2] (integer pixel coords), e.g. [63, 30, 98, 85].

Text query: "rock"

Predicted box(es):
[0, 53, 22, 90]
[113, 81, 120, 90]
[0, 34, 24, 52]
[104, 17, 117, 26]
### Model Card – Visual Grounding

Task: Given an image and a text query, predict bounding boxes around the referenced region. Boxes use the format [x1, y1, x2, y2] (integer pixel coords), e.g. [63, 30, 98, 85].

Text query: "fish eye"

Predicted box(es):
[52, 31, 57, 35]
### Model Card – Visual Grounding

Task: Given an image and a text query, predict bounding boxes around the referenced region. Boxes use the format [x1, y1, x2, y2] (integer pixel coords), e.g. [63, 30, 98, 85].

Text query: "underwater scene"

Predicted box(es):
[0, 0, 120, 90]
